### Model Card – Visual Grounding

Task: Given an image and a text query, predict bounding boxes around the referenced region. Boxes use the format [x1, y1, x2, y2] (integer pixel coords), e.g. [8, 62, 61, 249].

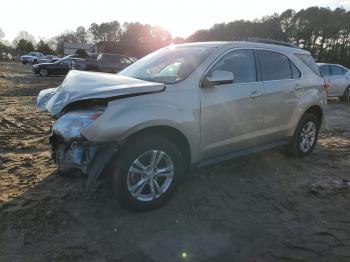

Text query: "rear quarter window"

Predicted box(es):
[295, 54, 321, 77]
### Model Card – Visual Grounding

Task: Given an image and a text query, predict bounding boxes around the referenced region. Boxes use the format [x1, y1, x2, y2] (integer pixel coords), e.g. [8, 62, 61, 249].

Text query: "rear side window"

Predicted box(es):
[319, 65, 330, 76]
[295, 54, 321, 77]
[209, 49, 256, 84]
[331, 65, 347, 76]
[258, 50, 292, 81]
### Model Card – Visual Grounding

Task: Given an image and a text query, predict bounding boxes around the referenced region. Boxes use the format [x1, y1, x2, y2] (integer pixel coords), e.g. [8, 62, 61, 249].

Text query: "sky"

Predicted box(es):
[1, 0, 350, 43]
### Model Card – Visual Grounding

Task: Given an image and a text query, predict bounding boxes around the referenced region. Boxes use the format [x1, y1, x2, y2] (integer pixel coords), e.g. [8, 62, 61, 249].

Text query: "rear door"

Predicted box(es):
[328, 65, 349, 96]
[200, 49, 264, 159]
[257, 50, 302, 142]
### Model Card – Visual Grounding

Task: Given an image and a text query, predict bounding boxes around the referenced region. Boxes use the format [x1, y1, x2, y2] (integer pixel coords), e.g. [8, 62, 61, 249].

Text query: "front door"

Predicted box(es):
[200, 49, 264, 160]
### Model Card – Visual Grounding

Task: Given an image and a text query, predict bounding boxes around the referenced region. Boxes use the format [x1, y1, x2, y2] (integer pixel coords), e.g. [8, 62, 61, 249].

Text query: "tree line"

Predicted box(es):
[187, 7, 350, 67]
[1, 6, 350, 66]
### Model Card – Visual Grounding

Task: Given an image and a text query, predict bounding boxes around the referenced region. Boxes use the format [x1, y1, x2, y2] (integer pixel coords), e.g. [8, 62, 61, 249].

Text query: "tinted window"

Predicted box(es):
[258, 50, 292, 81]
[331, 65, 347, 75]
[319, 65, 331, 76]
[60, 60, 71, 65]
[295, 54, 321, 76]
[209, 49, 256, 84]
[291, 62, 301, 79]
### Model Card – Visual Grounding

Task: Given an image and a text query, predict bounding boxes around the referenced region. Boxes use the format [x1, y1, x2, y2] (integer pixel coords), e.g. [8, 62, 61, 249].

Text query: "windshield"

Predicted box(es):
[119, 46, 214, 84]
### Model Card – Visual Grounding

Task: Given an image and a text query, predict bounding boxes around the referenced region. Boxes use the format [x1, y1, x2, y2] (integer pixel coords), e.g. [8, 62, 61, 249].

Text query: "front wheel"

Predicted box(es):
[39, 68, 48, 77]
[109, 136, 184, 211]
[285, 113, 320, 157]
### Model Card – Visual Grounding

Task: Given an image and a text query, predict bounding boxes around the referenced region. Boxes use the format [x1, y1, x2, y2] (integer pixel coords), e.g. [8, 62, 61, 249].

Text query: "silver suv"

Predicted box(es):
[37, 41, 327, 210]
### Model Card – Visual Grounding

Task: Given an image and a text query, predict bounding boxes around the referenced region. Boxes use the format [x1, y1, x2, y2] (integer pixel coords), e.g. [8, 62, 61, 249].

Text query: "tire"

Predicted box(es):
[39, 68, 48, 77]
[285, 113, 320, 157]
[341, 86, 350, 102]
[22, 61, 27, 65]
[109, 135, 184, 211]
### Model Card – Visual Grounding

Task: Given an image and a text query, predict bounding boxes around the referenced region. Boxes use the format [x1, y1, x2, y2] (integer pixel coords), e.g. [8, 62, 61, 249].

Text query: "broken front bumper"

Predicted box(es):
[49, 134, 99, 174]
[49, 132, 118, 193]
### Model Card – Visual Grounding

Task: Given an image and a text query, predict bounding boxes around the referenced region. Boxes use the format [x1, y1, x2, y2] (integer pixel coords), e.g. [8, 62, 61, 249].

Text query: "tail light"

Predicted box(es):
[323, 80, 330, 95]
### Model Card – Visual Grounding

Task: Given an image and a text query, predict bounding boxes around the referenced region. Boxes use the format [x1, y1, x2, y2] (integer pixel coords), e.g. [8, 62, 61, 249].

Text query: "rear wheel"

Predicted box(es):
[22, 61, 27, 65]
[39, 68, 48, 77]
[341, 86, 350, 102]
[285, 113, 320, 157]
[109, 136, 184, 211]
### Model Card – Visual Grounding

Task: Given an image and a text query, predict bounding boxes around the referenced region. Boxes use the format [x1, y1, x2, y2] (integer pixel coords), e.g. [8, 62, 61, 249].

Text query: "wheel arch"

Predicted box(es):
[120, 125, 192, 174]
[304, 105, 323, 124]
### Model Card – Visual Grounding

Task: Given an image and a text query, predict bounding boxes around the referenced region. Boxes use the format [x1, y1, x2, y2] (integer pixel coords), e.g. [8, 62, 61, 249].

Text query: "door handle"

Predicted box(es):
[250, 91, 262, 98]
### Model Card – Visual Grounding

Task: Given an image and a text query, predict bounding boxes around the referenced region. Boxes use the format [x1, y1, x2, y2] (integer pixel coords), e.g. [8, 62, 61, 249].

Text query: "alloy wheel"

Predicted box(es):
[299, 121, 316, 152]
[40, 68, 47, 77]
[127, 150, 174, 202]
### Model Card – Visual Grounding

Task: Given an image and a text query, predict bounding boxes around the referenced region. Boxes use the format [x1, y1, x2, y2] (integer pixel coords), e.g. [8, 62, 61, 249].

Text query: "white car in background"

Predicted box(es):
[21, 52, 44, 64]
[318, 63, 350, 101]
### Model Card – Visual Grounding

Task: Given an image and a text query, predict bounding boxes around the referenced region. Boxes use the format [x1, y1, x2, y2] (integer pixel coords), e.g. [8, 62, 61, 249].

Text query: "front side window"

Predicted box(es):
[258, 50, 293, 81]
[119, 46, 214, 84]
[208, 49, 256, 84]
[60, 59, 71, 65]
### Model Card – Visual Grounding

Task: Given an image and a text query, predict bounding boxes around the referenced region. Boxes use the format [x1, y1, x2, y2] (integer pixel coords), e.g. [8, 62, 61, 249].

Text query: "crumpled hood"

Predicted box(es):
[37, 70, 165, 116]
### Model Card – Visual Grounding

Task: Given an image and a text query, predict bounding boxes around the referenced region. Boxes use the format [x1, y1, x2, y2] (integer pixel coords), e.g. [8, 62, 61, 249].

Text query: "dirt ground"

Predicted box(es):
[0, 61, 349, 262]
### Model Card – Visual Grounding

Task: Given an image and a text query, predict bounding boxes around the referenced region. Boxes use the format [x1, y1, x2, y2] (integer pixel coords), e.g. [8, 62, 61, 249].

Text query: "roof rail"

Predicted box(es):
[245, 38, 301, 49]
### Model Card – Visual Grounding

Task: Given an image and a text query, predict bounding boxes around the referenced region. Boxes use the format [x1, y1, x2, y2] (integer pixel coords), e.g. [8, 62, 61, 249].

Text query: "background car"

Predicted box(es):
[32, 57, 86, 77]
[97, 53, 133, 73]
[38, 55, 61, 64]
[21, 52, 44, 64]
[84, 53, 100, 71]
[318, 63, 350, 101]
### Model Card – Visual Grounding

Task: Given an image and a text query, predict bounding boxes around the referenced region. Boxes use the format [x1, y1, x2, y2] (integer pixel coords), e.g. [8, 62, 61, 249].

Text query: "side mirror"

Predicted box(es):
[202, 70, 234, 88]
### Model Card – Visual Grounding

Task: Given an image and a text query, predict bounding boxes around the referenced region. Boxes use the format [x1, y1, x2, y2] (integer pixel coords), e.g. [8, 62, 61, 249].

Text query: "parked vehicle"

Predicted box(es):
[37, 41, 327, 211]
[38, 55, 61, 64]
[317, 63, 350, 101]
[85, 53, 100, 71]
[97, 53, 133, 73]
[21, 52, 44, 64]
[32, 57, 85, 77]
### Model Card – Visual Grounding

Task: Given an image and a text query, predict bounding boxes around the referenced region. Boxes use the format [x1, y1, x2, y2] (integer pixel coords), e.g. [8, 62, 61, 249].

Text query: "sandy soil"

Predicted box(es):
[0, 61, 350, 262]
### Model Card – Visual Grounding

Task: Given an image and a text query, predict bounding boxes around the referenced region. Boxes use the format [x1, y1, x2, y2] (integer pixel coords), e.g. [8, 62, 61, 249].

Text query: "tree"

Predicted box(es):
[36, 40, 55, 54]
[0, 28, 4, 40]
[12, 31, 36, 47]
[16, 39, 35, 55]
[76, 26, 88, 44]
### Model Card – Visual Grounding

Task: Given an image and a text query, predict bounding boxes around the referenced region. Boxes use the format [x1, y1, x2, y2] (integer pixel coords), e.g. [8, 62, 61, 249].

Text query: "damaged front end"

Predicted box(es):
[48, 106, 118, 193]
[50, 108, 105, 174]
[36, 70, 165, 192]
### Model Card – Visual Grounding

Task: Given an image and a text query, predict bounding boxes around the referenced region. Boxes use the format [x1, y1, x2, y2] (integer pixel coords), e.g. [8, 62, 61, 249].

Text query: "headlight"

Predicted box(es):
[52, 109, 104, 139]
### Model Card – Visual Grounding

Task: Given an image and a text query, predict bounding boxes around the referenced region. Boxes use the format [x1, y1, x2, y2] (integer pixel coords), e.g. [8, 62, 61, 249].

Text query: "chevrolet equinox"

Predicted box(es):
[37, 41, 327, 210]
